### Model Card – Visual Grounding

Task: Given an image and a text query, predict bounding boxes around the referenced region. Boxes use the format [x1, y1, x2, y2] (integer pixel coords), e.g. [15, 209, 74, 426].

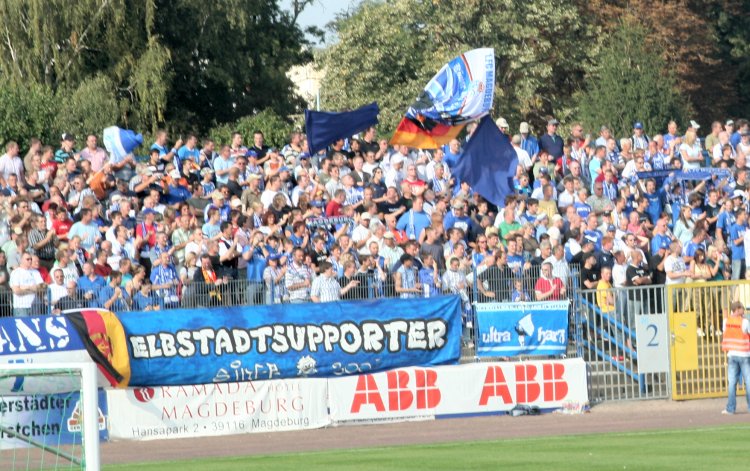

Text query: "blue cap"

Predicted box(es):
[246, 150, 258, 158]
[311, 200, 326, 208]
[279, 166, 291, 173]
[607, 224, 616, 232]
[634, 122, 643, 129]
[142, 208, 157, 216]
[269, 253, 282, 261]
[299, 152, 311, 160]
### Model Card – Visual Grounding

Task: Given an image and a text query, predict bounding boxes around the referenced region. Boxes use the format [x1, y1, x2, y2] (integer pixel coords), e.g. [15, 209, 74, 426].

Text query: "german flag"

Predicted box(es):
[389, 116, 465, 149]
[67, 309, 131, 388]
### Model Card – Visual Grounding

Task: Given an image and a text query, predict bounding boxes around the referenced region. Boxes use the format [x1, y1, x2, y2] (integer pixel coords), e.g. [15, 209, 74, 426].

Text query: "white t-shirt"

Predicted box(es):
[664, 254, 686, 285]
[9, 268, 43, 308]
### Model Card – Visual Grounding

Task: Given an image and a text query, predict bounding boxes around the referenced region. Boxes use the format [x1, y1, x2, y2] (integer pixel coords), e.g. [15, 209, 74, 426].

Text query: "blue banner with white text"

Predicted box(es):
[0, 390, 109, 449]
[475, 301, 569, 357]
[120, 296, 463, 386]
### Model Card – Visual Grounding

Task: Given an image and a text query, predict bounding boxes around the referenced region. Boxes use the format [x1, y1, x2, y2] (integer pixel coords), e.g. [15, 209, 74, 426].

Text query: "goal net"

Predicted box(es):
[0, 362, 101, 471]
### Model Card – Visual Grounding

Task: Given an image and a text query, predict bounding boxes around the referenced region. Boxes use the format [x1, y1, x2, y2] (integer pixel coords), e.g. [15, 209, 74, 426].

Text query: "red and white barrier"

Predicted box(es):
[327, 358, 588, 425]
[106, 358, 588, 440]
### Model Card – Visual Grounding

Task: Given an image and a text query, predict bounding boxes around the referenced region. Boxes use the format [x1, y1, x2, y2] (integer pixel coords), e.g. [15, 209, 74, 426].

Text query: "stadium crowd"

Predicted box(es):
[1, 117, 749, 332]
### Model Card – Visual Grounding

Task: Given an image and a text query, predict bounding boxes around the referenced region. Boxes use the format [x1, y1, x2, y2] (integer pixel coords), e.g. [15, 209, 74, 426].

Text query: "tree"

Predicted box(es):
[55, 75, 121, 140]
[0, 80, 56, 146]
[210, 109, 298, 149]
[0, 0, 312, 135]
[582, 0, 736, 126]
[574, 21, 689, 139]
[319, 0, 597, 134]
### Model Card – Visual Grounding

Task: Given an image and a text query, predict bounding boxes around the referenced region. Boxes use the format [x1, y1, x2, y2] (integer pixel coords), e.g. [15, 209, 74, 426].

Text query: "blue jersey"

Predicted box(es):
[583, 230, 603, 252]
[729, 222, 747, 260]
[574, 202, 592, 220]
[717, 211, 736, 235]
[644, 190, 664, 224]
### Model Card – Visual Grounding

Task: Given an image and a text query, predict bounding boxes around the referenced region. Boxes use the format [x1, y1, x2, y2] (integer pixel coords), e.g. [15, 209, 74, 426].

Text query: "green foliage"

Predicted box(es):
[209, 109, 297, 149]
[0, 80, 57, 147]
[575, 21, 689, 137]
[55, 75, 120, 140]
[319, 0, 597, 133]
[0, 0, 311, 136]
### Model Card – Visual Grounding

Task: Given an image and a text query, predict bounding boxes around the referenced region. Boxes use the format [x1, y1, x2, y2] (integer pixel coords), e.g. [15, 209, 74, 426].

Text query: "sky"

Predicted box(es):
[281, 0, 361, 45]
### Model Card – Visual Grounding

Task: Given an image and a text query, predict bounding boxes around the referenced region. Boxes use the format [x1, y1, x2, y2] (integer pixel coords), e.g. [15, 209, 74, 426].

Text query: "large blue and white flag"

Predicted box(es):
[407, 48, 495, 126]
[103, 126, 143, 160]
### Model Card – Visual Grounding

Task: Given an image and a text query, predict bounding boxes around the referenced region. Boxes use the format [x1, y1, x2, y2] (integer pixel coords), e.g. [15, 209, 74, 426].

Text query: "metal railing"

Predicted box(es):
[667, 279, 746, 401]
[573, 285, 670, 403]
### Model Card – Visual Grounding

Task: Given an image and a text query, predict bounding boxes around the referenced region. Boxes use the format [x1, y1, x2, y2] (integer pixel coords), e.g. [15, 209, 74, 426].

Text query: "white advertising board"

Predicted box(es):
[328, 358, 588, 424]
[107, 378, 329, 440]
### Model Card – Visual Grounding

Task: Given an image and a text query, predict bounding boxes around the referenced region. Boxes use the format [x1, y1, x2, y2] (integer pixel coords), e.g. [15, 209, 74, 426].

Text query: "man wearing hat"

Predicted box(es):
[631, 122, 650, 151]
[519, 122, 539, 160]
[54, 133, 79, 164]
[538, 118, 563, 160]
[511, 134, 532, 171]
[352, 212, 373, 254]
[495, 117, 509, 134]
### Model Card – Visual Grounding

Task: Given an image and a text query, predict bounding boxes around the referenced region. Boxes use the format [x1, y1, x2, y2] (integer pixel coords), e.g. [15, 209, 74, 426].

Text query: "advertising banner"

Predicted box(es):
[328, 359, 588, 424]
[120, 296, 462, 386]
[475, 301, 569, 357]
[106, 379, 329, 440]
[0, 316, 94, 394]
[0, 390, 108, 449]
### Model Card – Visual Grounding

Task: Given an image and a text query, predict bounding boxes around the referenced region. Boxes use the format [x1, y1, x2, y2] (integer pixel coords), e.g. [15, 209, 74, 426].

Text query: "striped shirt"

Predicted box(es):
[285, 262, 312, 302]
[311, 275, 341, 302]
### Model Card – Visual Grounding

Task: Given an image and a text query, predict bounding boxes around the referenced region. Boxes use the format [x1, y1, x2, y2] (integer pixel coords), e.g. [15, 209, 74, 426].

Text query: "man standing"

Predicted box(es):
[625, 250, 651, 331]
[397, 197, 430, 241]
[0, 141, 24, 183]
[534, 261, 566, 301]
[721, 301, 750, 415]
[538, 118, 563, 161]
[285, 247, 313, 303]
[311, 261, 358, 302]
[730, 210, 747, 280]
[9, 253, 45, 317]
[80, 134, 108, 172]
[519, 122, 539, 161]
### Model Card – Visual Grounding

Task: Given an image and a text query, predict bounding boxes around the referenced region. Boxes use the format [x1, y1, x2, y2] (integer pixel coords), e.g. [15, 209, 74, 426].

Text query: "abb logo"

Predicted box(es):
[350, 369, 440, 413]
[479, 363, 568, 405]
[348, 363, 570, 414]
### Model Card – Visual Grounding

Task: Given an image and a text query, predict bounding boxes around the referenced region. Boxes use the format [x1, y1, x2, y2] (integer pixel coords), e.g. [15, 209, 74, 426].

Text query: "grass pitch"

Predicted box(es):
[105, 424, 749, 470]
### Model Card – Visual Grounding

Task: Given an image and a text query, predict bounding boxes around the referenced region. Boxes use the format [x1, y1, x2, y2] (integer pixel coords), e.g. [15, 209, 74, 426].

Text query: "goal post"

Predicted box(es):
[0, 362, 100, 471]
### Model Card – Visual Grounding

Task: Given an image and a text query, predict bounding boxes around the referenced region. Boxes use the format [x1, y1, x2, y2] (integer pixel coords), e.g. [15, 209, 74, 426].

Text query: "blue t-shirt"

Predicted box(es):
[729, 222, 747, 260]
[507, 254, 524, 276]
[177, 145, 200, 164]
[644, 190, 664, 224]
[78, 275, 106, 298]
[717, 211, 736, 235]
[683, 241, 706, 259]
[150, 143, 169, 155]
[650, 233, 671, 256]
[397, 210, 431, 241]
[583, 230, 603, 252]
[245, 247, 267, 282]
[574, 202, 592, 220]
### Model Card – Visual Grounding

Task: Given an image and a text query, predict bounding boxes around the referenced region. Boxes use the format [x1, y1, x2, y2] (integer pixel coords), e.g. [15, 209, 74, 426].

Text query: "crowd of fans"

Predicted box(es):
[1, 117, 749, 336]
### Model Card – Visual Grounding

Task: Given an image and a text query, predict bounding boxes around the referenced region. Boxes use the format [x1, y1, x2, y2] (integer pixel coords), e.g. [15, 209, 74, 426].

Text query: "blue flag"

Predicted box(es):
[305, 102, 380, 155]
[451, 115, 518, 207]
